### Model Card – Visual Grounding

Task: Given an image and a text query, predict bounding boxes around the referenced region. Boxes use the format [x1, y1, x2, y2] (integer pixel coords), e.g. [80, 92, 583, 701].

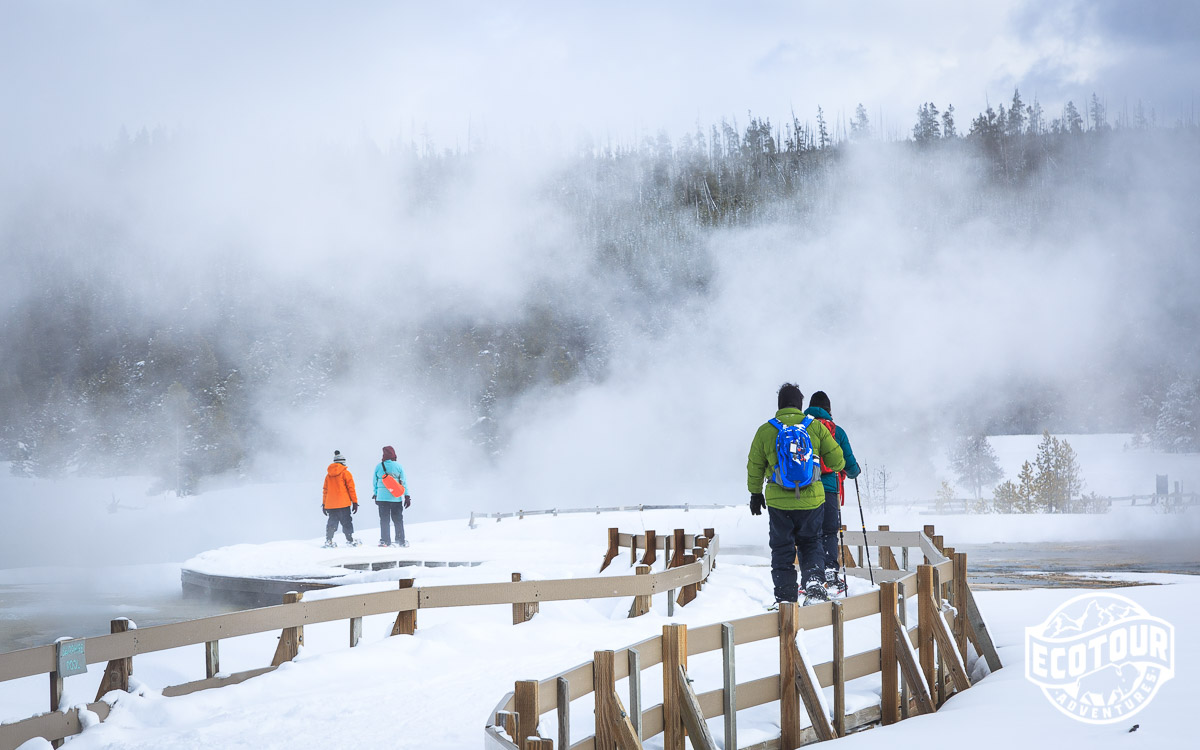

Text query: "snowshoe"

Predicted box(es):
[803, 582, 830, 606]
[824, 569, 848, 597]
[346, 538, 362, 547]
[322, 540, 338, 549]
[378, 541, 391, 548]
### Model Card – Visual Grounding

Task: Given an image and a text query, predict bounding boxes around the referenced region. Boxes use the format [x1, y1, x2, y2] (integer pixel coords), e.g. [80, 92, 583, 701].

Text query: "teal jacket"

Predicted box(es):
[373, 459, 408, 503]
[747, 407, 845, 510]
[803, 406, 861, 494]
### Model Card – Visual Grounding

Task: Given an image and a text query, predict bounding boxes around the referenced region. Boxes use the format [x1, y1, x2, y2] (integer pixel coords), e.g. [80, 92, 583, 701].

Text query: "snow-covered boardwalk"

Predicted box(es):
[1, 509, 1195, 749]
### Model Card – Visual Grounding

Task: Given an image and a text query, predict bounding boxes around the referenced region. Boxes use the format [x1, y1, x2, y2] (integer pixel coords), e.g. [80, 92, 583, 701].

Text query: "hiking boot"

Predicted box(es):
[346, 538, 362, 547]
[824, 568, 848, 597]
[322, 540, 337, 549]
[378, 541, 391, 548]
[803, 581, 830, 606]
[397, 540, 410, 548]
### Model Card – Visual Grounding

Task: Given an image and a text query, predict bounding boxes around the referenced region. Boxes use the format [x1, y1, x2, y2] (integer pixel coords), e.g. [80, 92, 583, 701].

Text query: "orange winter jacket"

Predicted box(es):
[323, 463, 358, 509]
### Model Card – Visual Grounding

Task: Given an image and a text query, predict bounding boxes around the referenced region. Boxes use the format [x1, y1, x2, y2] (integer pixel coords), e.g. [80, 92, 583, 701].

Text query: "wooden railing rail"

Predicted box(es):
[485, 526, 1000, 750]
[0, 531, 719, 750]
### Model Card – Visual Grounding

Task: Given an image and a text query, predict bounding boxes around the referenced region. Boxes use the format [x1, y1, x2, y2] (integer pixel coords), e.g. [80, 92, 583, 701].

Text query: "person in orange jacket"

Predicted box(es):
[322, 450, 361, 548]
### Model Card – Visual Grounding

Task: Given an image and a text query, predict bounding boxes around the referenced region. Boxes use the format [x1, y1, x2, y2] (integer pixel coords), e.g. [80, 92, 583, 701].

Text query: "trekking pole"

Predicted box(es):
[853, 477, 875, 585]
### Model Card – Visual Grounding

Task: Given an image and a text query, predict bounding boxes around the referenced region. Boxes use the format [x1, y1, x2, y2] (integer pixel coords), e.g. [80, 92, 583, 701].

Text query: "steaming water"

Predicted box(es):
[3, 543, 1198, 655]
[0, 564, 239, 653]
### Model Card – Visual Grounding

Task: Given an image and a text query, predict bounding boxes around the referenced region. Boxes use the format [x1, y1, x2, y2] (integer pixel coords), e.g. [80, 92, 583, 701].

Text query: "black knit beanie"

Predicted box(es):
[777, 383, 804, 410]
[809, 391, 831, 413]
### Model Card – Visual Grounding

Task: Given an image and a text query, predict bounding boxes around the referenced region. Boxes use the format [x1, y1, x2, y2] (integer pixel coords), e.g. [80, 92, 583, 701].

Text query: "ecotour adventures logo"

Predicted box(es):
[1026, 592, 1174, 724]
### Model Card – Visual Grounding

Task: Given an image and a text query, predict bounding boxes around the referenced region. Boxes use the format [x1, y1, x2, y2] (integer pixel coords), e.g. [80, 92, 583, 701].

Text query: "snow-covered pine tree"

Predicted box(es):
[1152, 377, 1199, 452]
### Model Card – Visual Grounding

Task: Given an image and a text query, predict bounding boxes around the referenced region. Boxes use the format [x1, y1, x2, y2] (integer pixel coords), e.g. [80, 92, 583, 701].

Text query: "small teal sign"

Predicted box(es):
[55, 639, 87, 678]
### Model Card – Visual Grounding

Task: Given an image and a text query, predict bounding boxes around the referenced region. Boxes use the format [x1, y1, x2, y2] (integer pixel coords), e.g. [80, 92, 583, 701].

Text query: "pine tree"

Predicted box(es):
[941, 104, 956, 138]
[992, 479, 1020, 514]
[1006, 89, 1026, 135]
[851, 103, 872, 140]
[1027, 97, 1044, 135]
[1153, 377, 1200, 452]
[816, 106, 830, 149]
[1064, 101, 1084, 134]
[949, 434, 1003, 500]
[1089, 93, 1108, 131]
[1015, 460, 1038, 513]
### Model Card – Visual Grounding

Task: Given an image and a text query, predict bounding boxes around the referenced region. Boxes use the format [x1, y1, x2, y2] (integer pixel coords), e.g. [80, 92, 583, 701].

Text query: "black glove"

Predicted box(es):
[750, 493, 765, 516]
[352, 502, 358, 514]
[322, 506, 329, 516]
[403, 494, 412, 509]
[372, 494, 377, 500]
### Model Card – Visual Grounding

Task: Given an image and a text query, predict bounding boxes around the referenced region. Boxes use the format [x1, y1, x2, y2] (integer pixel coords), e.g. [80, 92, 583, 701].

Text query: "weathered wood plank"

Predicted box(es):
[792, 642, 836, 742]
[779, 604, 801, 750]
[677, 665, 718, 750]
[662, 624, 687, 750]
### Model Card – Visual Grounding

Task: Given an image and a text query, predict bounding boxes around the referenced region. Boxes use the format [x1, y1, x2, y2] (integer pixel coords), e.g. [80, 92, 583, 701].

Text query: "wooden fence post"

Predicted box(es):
[628, 566, 652, 618]
[877, 525, 898, 570]
[722, 623, 736, 750]
[917, 566, 936, 696]
[392, 579, 416, 636]
[631, 533, 640, 565]
[932, 566, 946, 704]
[350, 617, 363, 648]
[641, 530, 657, 566]
[595, 650, 640, 750]
[831, 600, 845, 737]
[779, 603, 801, 750]
[922, 525, 936, 563]
[953, 552, 969, 662]
[663, 624, 688, 750]
[838, 525, 857, 568]
[513, 573, 533, 625]
[205, 639, 219, 679]
[515, 679, 539, 748]
[671, 529, 686, 568]
[94, 618, 134, 701]
[628, 647, 643, 740]
[270, 593, 303, 668]
[600, 528, 621, 572]
[677, 554, 697, 606]
[557, 676, 571, 750]
[879, 582, 900, 726]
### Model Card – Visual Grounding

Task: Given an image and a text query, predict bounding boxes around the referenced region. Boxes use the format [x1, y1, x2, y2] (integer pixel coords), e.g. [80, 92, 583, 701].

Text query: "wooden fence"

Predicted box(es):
[484, 525, 1003, 750]
[0, 529, 718, 749]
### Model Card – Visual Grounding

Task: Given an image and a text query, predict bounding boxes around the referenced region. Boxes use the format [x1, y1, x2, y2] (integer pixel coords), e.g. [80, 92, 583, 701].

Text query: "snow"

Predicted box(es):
[0, 505, 1195, 749]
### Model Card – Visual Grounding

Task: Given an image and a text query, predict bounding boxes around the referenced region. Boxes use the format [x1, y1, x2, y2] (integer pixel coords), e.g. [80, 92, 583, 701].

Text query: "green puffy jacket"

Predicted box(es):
[747, 407, 846, 510]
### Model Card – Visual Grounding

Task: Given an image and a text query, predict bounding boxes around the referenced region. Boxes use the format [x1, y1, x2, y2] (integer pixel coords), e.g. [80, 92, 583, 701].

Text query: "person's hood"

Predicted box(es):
[803, 406, 832, 421]
[327, 462, 348, 478]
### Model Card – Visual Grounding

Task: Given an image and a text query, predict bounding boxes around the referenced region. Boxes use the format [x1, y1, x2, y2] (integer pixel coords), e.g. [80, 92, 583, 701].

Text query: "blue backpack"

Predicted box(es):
[769, 416, 820, 493]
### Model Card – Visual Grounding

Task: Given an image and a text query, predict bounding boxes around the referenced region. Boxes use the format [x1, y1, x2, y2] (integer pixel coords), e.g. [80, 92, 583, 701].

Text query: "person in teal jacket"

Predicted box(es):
[804, 391, 861, 593]
[373, 445, 411, 547]
[747, 383, 845, 604]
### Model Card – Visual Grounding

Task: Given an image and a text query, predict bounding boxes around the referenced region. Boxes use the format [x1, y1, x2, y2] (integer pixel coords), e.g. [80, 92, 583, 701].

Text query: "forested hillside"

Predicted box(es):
[2, 93, 1198, 492]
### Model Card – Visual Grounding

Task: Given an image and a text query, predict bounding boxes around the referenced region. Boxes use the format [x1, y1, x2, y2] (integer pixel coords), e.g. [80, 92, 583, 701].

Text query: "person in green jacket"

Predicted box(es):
[747, 383, 845, 604]
[804, 391, 861, 594]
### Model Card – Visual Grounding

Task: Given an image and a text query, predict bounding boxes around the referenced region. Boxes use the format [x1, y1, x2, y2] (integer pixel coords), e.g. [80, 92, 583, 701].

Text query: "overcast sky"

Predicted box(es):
[2, 0, 1197, 156]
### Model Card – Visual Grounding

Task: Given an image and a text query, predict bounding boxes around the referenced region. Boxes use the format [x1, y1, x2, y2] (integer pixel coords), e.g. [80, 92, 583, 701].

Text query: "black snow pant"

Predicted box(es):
[821, 490, 842, 572]
[325, 507, 354, 542]
[768, 503, 824, 602]
[378, 502, 405, 545]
